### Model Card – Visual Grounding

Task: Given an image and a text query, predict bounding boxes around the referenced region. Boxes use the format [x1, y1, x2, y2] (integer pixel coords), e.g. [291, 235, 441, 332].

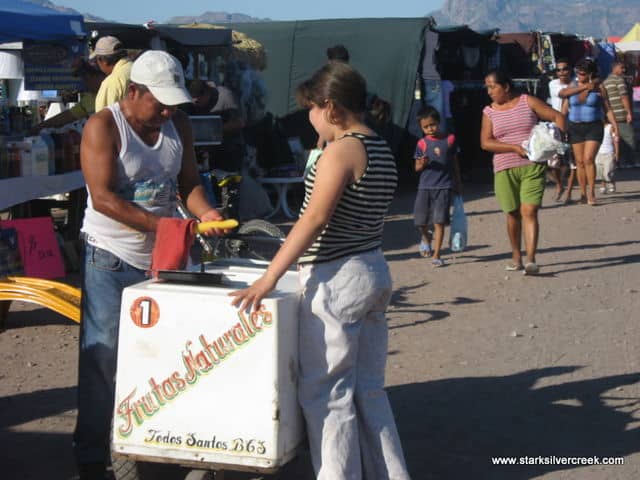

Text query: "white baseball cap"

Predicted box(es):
[130, 50, 192, 106]
[89, 36, 124, 59]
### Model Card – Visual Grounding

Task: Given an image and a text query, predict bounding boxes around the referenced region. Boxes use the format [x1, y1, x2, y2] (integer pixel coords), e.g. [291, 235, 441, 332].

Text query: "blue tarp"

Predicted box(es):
[0, 0, 85, 43]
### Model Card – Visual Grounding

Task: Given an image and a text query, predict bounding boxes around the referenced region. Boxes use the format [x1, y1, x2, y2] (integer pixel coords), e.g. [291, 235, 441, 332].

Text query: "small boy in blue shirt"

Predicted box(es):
[413, 106, 462, 267]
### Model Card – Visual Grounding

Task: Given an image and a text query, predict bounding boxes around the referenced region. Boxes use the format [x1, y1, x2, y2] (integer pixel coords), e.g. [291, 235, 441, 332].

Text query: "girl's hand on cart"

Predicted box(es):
[229, 273, 277, 312]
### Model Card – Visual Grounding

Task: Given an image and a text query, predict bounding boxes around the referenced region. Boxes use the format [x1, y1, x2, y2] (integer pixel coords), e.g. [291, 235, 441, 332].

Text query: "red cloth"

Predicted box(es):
[150, 218, 197, 274]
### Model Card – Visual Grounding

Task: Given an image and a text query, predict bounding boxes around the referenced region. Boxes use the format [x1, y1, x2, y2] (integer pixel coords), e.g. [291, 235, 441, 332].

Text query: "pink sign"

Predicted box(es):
[0, 217, 65, 279]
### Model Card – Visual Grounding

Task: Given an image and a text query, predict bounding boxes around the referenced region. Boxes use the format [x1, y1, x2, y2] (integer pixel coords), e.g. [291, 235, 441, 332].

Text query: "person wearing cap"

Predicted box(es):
[30, 60, 105, 133]
[185, 78, 219, 114]
[91, 36, 133, 112]
[73, 50, 225, 480]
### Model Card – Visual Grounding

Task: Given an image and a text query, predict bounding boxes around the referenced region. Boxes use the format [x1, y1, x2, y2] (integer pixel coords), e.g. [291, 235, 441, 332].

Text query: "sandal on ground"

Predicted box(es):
[419, 242, 433, 257]
[578, 195, 588, 205]
[505, 263, 523, 271]
[554, 188, 565, 202]
[431, 258, 445, 268]
[523, 262, 540, 276]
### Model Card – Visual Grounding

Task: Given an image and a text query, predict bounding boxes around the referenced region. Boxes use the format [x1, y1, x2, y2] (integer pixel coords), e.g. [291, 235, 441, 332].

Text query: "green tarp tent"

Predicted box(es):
[227, 18, 431, 128]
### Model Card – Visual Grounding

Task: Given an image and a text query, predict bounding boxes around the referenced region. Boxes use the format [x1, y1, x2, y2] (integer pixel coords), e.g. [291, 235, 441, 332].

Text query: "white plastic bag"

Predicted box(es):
[449, 195, 467, 253]
[523, 122, 569, 166]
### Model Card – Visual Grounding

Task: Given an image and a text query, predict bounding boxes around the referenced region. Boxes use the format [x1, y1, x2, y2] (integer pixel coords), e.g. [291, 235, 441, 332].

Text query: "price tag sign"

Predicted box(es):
[0, 217, 65, 279]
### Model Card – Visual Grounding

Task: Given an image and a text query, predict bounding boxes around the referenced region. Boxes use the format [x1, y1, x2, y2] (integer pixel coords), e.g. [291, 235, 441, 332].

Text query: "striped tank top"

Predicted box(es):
[298, 133, 397, 265]
[483, 94, 537, 173]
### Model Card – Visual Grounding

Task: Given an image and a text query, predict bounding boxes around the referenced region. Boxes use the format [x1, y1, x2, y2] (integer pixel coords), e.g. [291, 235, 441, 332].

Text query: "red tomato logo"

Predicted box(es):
[130, 297, 160, 328]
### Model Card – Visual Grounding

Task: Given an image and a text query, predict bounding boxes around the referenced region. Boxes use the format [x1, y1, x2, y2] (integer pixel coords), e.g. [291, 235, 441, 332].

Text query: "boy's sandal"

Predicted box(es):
[419, 242, 433, 257]
[431, 258, 445, 268]
[505, 263, 523, 271]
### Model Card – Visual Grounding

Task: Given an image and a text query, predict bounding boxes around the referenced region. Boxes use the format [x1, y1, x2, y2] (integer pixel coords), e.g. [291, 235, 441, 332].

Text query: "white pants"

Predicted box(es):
[298, 249, 411, 480]
[595, 152, 615, 182]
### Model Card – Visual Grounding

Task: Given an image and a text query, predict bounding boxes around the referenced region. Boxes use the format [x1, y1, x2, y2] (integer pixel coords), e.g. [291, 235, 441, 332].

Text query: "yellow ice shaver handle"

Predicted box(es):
[195, 219, 239, 233]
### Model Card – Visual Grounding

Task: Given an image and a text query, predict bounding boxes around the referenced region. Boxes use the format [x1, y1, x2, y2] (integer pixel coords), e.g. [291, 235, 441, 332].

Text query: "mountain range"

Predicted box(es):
[32, 0, 640, 38]
[27, 0, 107, 22]
[166, 12, 271, 25]
[430, 0, 640, 37]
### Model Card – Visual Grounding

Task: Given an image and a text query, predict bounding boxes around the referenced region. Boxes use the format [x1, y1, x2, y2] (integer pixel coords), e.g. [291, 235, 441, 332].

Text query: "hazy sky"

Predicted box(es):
[57, 0, 444, 24]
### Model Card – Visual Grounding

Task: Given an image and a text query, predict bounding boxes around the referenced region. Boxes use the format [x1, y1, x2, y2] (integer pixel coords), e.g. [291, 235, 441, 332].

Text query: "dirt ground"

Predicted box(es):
[1, 169, 639, 480]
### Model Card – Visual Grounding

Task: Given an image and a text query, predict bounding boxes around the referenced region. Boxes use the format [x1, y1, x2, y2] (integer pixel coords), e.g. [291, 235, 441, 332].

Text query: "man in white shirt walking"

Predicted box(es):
[547, 58, 576, 203]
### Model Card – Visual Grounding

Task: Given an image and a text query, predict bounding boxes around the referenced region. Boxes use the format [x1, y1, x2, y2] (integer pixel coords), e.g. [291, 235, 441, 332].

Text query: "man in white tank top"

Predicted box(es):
[74, 50, 225, 480]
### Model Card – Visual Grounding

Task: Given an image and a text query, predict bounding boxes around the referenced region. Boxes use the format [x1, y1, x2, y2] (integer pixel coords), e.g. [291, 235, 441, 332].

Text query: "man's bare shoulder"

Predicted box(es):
[81, 108, 119, 153]
[84, 107, 116, 134]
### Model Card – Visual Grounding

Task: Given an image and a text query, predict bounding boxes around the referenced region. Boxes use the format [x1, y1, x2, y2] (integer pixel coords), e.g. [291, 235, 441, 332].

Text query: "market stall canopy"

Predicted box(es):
[87, 22, 232, 51]
[621, 23, 640, 42]
[617, 23, 640, 52]
[617, 41, 640, 52]
[176, 23, 267, 71]
[153, 24, 232, 47]
[432, 25, 499, 39]
[0, 0, 85, 43]
[226, 17, 431, 127]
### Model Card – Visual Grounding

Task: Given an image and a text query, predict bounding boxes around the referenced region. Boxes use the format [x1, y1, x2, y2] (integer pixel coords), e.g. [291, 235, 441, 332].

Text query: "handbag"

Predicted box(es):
[449, 195, 468, 253]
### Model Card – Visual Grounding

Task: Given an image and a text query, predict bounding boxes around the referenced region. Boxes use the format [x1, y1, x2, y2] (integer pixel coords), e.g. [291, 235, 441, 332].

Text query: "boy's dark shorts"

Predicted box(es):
[414, 189, 451, 226]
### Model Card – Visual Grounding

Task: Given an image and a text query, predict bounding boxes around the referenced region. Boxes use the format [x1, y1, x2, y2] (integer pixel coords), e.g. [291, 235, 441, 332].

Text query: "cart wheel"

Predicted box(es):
[111, 455, 189, 480]
[184, 470, 215, 480]
[222, 219, 284, 261]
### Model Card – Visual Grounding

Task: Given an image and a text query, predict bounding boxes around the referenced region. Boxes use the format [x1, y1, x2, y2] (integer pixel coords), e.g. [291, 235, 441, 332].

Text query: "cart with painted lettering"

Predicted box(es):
[111, 260, 305, 480]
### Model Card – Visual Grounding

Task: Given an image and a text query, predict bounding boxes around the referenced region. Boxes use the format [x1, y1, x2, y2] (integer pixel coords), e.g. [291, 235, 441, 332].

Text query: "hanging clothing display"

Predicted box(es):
[422, 29, 441, 81]
[539, 34, 556, 74]
[433, 26, 498, 81]
[496, 33, 539, 77]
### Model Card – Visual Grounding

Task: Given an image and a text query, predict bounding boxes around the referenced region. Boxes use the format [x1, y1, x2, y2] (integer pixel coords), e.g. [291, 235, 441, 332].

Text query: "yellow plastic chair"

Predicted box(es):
[0, 276, 81, 329]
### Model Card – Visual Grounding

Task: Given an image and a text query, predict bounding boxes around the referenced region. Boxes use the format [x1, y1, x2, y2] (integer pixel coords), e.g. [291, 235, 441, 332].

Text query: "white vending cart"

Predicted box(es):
[112, 261, 304, 474]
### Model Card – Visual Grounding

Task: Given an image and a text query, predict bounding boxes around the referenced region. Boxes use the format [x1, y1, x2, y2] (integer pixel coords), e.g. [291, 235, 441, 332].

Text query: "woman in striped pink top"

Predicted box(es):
[481, 70, 566, 275]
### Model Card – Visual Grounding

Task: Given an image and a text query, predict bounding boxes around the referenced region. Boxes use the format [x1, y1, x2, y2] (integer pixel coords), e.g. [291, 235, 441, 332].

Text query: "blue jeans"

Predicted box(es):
[73, 242, 147, 465]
